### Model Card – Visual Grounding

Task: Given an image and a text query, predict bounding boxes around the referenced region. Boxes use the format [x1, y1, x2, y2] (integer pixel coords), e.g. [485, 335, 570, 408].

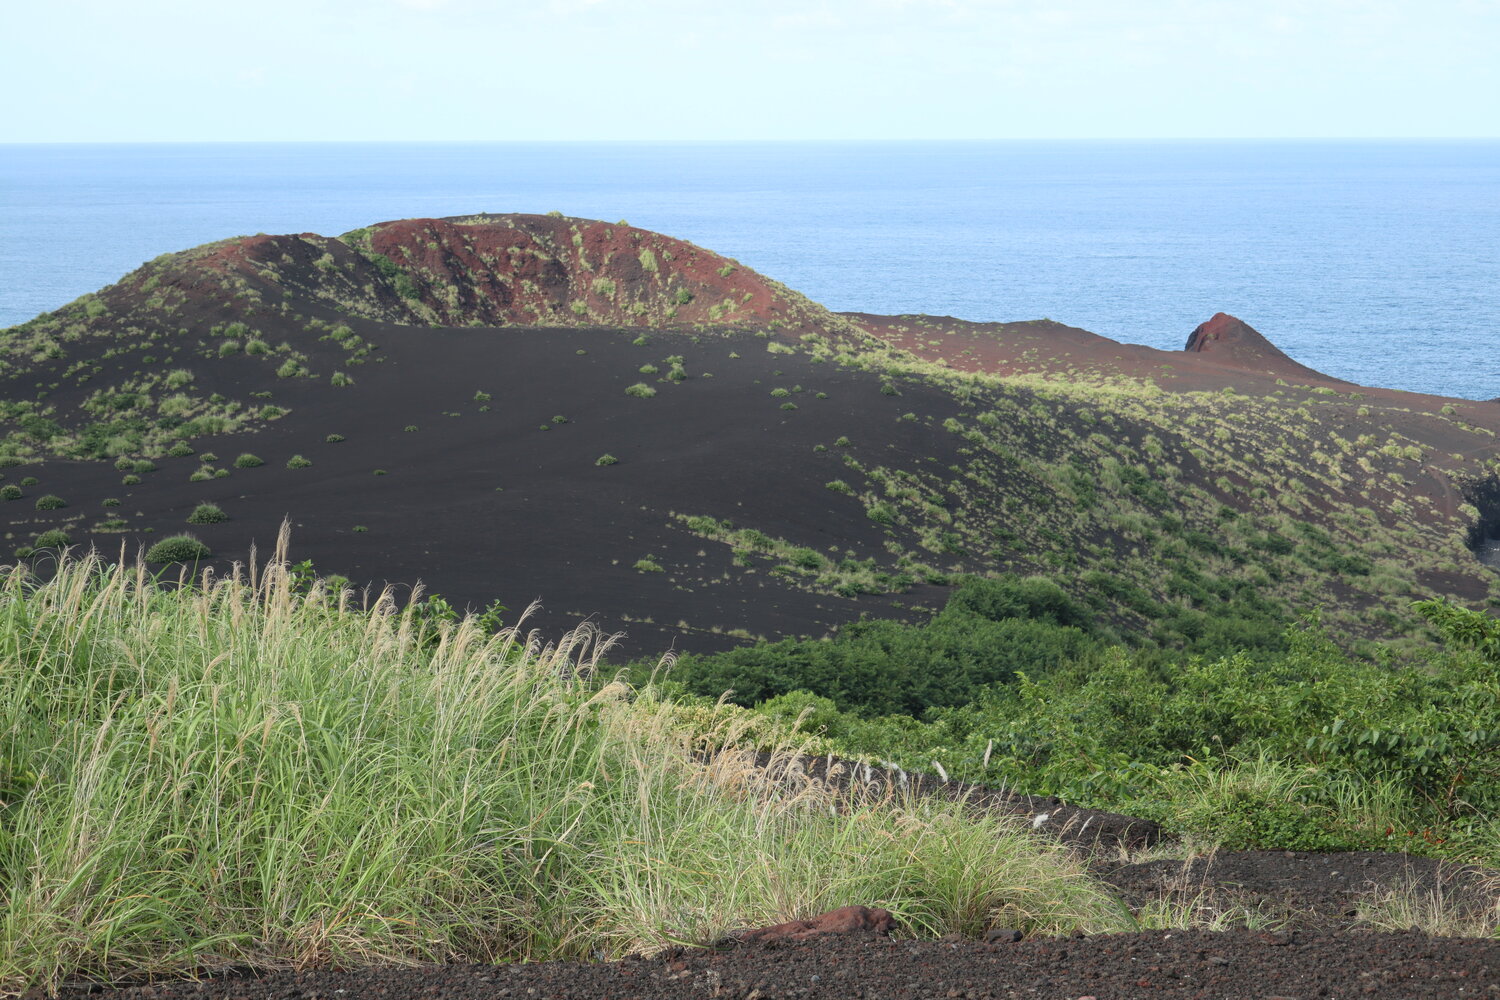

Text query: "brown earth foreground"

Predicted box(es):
[81, 925, 1498, 1000]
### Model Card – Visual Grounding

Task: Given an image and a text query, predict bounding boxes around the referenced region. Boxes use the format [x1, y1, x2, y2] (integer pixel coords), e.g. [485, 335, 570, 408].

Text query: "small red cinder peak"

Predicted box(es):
[1184, 312, 1258, 353]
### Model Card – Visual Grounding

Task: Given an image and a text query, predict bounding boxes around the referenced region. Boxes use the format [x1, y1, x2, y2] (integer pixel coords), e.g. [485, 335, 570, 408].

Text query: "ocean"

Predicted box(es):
[2, 140, 1496, 399]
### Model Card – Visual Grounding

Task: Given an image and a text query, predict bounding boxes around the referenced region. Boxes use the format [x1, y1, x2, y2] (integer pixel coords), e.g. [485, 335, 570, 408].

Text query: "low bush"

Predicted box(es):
[0, 485, 21, 501]
[624, 383, 656, 399]
[595, 454, 618, 466]
[233, 453, 263, 469]
[33, 529, 70, 549]
[145, 534, 212, 563]
[33, 494, 65, 511]
[287, 455, 312, 469]
[187, 503, 227, 524]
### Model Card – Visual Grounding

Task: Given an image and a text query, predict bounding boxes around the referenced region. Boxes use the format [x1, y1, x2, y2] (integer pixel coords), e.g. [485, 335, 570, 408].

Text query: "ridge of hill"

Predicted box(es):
[0, 215, 1497, 655]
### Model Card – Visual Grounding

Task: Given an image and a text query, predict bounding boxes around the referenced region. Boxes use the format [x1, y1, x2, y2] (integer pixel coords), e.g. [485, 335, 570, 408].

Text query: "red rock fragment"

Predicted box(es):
[735, 905, 897, 943]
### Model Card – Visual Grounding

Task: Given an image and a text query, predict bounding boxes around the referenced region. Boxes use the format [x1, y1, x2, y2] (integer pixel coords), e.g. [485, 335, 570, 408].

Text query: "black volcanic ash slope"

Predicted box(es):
[2, 214, 1498, 657]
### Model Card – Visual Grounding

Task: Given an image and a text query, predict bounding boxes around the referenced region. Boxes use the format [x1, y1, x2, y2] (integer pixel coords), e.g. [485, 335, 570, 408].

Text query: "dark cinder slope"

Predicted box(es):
[2, 214, 1497, 658]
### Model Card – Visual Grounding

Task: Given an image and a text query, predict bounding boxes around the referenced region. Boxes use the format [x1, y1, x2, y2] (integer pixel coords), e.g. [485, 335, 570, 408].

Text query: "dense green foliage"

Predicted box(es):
[664, 577, 1500, 862]
[665, 577, 1102, 716]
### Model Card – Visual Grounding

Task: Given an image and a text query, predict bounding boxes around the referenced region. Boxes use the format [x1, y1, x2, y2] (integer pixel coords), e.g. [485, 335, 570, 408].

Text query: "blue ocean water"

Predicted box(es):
[2, 141, 1497, 399]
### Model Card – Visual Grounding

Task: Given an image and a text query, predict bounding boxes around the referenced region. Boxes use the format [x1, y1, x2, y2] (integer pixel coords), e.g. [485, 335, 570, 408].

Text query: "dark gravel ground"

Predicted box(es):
[82, 928, 1498, 1000]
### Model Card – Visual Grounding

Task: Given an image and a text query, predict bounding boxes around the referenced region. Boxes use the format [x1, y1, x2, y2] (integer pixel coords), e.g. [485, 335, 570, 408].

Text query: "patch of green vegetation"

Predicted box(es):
[233, 453, 263, 469]
[326, 434, 344, 443]
[33, 529, 70, 549]
[33, 494, 65, 511]
[187, 503, 227, 524]
[145, 534, 212, 563]
[287, 455, 312, 469]
[624, 383, 656, 399]
[595, 454, 618, 467]
[0, 484, 21, 501]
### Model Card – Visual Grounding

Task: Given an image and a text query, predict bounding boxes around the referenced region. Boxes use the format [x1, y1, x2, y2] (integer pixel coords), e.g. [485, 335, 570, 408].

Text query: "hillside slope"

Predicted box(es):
[1, 215, 1496, 655]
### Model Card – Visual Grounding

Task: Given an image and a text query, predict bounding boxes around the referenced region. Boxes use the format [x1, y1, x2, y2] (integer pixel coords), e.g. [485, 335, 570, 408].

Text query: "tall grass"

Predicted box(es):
[0, 536, 1126, 992]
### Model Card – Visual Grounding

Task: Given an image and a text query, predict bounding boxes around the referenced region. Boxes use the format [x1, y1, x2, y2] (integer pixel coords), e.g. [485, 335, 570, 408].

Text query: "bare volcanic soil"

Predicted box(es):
[82, 926, 1499, 1000]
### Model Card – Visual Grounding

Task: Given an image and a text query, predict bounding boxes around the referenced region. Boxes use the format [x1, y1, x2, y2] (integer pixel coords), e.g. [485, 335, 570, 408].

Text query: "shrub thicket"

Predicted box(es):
[146, 535, 212, 563]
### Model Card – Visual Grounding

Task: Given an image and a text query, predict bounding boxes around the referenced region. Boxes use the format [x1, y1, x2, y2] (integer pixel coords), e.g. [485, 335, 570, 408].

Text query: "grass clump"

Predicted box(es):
[0, 543, 1126, 992]
[233, 453, 264, 469]
[0, 484, 21, 501]
[595, 454, 618, 466]
[624, 382, 657, 399]
[32, 529, 70, 549]
[33, 494, 65, 511]
[145, 534, 212, 563]
[287, 455, 312, 469]
[187, 503, 227, 524]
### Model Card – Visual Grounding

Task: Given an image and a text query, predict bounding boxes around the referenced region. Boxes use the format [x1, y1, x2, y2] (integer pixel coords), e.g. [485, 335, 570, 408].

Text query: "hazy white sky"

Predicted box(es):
[5, 0, 1498, 141]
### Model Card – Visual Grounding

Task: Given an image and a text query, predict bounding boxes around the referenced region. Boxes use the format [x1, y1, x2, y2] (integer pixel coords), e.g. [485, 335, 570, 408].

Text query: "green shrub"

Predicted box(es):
[326, 434, 344, 443]
[33, 494, 65, 511]
[102, 498, 120, 507]
[633, 558, 664, 573]
[12, 546, 32, 558]
[834, 436, 851, 447]
[0, 485, 21, 501]
[132, 460, 156, 474]
[330, 372, 354, 387]
[167, 441, 195, 458]
[780, 402, 798, 411]
[404, 425, 418, 433]
[145, 534, 212, 563]
[233, 453, 264, 469]
[595, 454, 618, 466]
[121, 474, 141, 486]
[624, 383, 656, 399]
[19, 477, 37, 486]
[770, 388, 790, 398]
[244, 338, 269, 355]
[639, 364, 660, 375]
[286, 455, 312, 469]
[199, 452, 218, 463]
[33, 529, 70, 549]
[187, 503, 227, 524]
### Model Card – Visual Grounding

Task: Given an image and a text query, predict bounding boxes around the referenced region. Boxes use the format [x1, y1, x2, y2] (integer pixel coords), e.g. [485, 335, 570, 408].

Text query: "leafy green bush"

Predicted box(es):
[187, 503, 227, 524]
[33, 529, 70, 549]
[326, 434, 345, 443]
[233, 453, 263, 469]
[666, 577, 1100, 718]
[595, 454, 618, 466]
[167, 441, 195, 457]
[0, 485, 21, 501]
[19, 477, 37, 486]
[121, 474, 141, 486]
[102, 498, 120, 507]
[286, 455, 312, 469]
[145, 535, 212, 563]
[624, 383, 656, 399]
[33, 495, 65, 510]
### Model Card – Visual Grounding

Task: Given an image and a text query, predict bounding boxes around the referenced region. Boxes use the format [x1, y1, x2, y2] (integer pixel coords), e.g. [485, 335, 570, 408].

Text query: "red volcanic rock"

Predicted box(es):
[131, 213, 865, 345]
[734, 905, 897, 944]
[1183, 312, 1345, 384]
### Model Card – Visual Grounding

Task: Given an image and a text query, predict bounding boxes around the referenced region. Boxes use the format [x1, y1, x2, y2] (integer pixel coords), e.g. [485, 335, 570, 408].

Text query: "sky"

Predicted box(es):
[4, 0, 1498, 141]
